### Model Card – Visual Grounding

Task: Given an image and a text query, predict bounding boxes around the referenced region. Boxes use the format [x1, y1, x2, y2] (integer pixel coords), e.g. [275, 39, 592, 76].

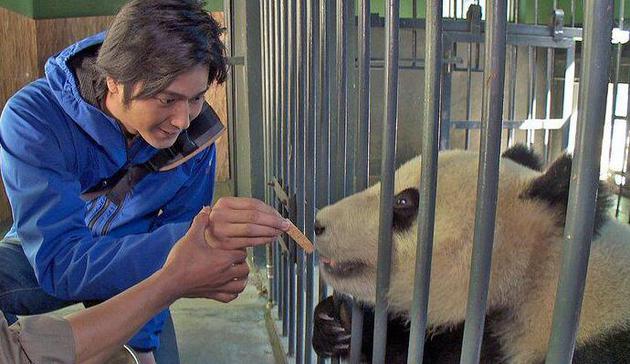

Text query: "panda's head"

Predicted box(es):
[314, 146, 609, 325]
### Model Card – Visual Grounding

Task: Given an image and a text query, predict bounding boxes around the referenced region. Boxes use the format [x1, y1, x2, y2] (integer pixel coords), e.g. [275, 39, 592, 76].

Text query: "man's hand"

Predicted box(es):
[160, 200, 287, 302]
[204, 197, 290, 249]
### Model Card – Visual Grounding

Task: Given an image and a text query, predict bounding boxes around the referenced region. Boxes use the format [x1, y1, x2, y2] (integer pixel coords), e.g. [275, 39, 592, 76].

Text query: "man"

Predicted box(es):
[0, 1, 286, 363]
[1, 206, 270, 364]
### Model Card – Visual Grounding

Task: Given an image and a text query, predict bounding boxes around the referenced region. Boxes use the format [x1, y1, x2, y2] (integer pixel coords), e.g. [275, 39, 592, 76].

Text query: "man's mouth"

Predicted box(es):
[319, 255, 366, 277]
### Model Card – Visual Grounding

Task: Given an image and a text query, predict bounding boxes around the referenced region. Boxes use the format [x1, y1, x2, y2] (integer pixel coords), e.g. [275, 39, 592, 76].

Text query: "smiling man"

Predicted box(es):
[0, 1, 288, 363]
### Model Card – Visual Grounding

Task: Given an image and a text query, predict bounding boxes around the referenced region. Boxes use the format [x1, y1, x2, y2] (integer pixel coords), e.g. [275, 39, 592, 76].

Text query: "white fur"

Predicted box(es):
[315, 149, 630, 363]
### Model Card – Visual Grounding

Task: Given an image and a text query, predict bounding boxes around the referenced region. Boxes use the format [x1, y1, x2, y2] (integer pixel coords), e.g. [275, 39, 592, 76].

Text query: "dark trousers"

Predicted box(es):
[0, 242, 179, 363]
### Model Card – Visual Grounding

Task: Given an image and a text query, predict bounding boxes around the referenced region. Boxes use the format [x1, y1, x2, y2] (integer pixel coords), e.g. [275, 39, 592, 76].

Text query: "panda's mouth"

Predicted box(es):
[319, 256, 366, 277]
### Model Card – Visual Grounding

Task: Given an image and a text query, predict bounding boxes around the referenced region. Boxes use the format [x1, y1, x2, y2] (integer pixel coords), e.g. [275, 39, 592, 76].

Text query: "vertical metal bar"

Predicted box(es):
[326, 0, 338, 364]
[287, 0, 297, 356]
[465, 41, 473, 150]
[345, 0, 357, 197]
[261, 0, 272, 303]
[305, 0, 319, 362]
[350, 1, 371, 362]
[273, 0, 280, 317]
[222, 0, 237, 195]
[440, 55, 453, 151]
[527, 46, 537, 149]
[544, 48, 553, 163]
[372, 0, 399, 363]
[356, 0, 371, 189]
[459, 0, 507, 362]
[607, 0, 625, 166]
[335, 0, 348, 201]
[561, 45, 576, 151]
[260, 1, 267, 204]
[545, 1, 614, 362]
[616, 93, 630, 217]
[507, 45, 518, 147]
[280, 0, 290, 336]
[316, 2, 332, 363]
[407, 0, 442, 362]
[295, 0, 307, 360]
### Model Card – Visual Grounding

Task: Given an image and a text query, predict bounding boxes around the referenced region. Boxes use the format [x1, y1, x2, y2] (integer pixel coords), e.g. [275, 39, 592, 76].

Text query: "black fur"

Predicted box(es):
[393, 188, 420, 232]
[520, 154, 612, 236]
[312, 295, 507, 363]
[573, 326, 630, 363]
[502, 144, 543, 171]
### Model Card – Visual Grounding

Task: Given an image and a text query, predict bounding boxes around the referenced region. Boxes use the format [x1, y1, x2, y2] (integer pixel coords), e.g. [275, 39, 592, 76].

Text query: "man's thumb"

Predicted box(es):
[188, 207, 211, 237]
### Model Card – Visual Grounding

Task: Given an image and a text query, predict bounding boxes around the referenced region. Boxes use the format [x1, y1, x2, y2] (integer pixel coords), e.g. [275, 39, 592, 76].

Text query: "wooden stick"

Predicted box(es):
[286, 222, 314, 254]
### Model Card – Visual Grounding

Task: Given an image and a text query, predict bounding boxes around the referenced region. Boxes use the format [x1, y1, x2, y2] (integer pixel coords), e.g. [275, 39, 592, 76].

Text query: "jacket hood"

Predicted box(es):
[44, 32, 130, 166]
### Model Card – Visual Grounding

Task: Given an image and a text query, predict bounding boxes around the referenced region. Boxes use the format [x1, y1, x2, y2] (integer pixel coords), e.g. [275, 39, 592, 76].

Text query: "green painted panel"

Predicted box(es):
[0, 0, 223, 19]
[367, 0, 425, 18]
[0, 0, 34, 17]
[518, 0, 628, 25]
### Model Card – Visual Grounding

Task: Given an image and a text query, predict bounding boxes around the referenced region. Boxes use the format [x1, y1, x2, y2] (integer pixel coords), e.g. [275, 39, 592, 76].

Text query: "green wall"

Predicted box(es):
[0, 0, 223, 19]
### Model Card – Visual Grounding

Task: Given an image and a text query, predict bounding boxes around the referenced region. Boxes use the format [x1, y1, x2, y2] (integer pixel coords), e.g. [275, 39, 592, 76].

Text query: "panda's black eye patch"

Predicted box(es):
[393, 188, 419, 231]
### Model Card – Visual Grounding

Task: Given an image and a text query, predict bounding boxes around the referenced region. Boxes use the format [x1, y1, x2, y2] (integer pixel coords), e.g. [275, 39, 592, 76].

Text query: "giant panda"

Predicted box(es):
[311, 145, 630, 363]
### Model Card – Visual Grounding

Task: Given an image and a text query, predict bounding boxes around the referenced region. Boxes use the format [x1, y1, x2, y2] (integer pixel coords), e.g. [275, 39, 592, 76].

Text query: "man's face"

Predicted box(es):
[107, 64, 210, 149]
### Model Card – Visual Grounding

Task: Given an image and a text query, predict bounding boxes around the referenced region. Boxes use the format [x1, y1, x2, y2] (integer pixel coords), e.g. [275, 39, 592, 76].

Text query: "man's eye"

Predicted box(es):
[190, 96, 203, 104]
[158, 97, 176, 105]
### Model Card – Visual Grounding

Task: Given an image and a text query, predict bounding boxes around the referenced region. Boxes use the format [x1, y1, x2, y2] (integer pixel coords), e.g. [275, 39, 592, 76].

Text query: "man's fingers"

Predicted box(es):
[220, 224, 284, 239]
[214, 279, 248, 294]
[217, 237, 277, 249]
[211, 209, 289, 231]
[214, 197, 280, 217]
[208, 292, 239, 303]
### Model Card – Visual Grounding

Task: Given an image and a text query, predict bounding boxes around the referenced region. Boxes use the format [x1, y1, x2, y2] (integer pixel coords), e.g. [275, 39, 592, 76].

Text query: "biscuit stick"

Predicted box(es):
[286, 221, 314, 254]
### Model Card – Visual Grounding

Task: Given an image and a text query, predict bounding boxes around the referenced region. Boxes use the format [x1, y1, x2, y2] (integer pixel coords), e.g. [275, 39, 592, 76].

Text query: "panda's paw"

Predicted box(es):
[312, 296, 352, 358]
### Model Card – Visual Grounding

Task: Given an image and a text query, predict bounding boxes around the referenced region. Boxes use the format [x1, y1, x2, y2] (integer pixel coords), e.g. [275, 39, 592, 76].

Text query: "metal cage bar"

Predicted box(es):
[315, 3, 332, 364]
[287, 0, 297, 355]
[545, 1, 614, 362]
[407, 0, 443, 362]
[295, 0, 307, 360]
[350, 0, 372, 362]
[460, 0, 508, 362]
[372, 0, 400, 362]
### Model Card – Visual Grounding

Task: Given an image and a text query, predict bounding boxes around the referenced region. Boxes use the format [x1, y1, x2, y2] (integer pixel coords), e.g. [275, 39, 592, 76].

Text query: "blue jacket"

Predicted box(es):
[0, 33, 217, 350]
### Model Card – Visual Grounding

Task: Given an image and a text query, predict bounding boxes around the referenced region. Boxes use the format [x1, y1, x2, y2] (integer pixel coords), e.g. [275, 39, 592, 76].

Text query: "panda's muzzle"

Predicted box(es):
[319, 256, 366, 277]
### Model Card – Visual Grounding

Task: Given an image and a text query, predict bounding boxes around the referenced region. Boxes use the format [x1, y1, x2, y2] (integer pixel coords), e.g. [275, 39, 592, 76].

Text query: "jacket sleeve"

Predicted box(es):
[0, 93, 193, 350]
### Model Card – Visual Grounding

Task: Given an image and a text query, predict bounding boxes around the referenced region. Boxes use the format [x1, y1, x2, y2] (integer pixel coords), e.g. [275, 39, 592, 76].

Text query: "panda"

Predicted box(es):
[311, 145, 630, 363]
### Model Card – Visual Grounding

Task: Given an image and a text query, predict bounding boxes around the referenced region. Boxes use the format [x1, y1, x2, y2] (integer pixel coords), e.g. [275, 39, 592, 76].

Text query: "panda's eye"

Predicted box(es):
[392, 188, 420, 231]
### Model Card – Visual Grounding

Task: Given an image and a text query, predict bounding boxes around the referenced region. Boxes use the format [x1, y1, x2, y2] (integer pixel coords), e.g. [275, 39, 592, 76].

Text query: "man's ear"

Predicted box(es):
[106, 76, 121, 95]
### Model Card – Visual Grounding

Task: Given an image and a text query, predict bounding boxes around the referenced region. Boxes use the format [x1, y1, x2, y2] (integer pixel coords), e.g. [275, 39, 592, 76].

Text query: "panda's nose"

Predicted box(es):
[314, 220, 325, 236]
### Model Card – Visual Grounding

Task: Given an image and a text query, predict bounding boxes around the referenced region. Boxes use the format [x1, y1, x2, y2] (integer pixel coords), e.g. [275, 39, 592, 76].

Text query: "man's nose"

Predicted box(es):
[171, 102, 191, 130]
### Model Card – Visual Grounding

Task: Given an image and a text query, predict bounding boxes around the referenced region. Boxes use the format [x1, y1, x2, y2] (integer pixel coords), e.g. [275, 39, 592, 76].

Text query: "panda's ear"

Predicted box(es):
[519, 154, 572, 208]
[519, 154, 612, 233]
[502, 144, 543, 171]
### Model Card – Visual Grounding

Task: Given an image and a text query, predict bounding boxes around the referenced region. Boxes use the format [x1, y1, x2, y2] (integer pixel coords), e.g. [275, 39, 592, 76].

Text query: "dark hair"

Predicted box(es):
[96, 0, 227, 104]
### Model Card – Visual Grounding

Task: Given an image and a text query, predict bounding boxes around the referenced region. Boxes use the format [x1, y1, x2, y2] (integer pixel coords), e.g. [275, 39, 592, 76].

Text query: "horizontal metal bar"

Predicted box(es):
[450, 118, 568, 130]
[446, 32, 576, 48]
[369, 15, 583, 39]
[227, 56, 246, 65]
